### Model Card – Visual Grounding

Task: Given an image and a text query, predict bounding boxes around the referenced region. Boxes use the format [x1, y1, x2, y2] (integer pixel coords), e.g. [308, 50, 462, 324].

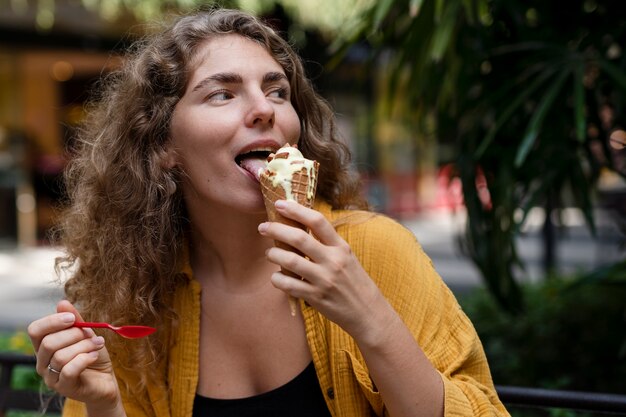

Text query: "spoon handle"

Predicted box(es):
[74, 322, 112, 329]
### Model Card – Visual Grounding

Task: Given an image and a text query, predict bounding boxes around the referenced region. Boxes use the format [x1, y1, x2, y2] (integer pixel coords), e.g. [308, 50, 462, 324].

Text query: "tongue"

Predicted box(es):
[239, 157, 267, 181]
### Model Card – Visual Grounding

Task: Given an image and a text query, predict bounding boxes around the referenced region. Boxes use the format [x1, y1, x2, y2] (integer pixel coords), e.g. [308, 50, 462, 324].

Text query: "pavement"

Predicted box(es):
[401, 207, 624, 291]
[1, 207, 623, 332]
[0, 245, 65, 331]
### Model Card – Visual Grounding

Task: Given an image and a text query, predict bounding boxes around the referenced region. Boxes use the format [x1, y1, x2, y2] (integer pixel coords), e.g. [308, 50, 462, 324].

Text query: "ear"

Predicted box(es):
[160, 142, 177, 169]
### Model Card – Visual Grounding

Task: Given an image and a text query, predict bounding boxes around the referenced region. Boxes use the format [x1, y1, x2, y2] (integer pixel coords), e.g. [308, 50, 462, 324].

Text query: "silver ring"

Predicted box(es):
[47, 363, 61, 375]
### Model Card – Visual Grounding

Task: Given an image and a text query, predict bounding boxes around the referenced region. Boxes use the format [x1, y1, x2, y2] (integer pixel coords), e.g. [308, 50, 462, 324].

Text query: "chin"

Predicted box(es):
[234, 195, 267, 216]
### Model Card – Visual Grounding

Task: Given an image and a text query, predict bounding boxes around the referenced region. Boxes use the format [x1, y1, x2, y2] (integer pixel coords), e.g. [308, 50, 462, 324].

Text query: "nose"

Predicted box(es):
[244, 92, 275, 128]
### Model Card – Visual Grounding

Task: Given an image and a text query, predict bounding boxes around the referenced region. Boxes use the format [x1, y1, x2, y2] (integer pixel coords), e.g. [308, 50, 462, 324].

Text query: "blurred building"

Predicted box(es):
[0, 1, 131, 246]
[0, 1, 450, 247]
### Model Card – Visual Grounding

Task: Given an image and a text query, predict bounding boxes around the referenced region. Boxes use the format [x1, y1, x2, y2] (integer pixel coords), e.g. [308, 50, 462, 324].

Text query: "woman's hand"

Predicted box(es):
[28, 300, 124, 415]
[259, 200, 445, 417]
[258, 200, 396, 344]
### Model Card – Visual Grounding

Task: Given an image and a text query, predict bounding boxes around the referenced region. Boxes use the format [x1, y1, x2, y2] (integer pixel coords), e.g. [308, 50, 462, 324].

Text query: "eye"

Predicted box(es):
[268, 87, 289, 100]
[207, 90, 233, 102]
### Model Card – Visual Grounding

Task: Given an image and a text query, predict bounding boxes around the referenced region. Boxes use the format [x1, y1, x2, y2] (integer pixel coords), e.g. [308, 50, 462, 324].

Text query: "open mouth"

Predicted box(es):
[236, 149, 273, 180]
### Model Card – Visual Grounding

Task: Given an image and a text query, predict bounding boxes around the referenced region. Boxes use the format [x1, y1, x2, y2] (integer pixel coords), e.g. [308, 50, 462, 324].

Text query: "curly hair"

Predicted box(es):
[56, 7, 367, 389]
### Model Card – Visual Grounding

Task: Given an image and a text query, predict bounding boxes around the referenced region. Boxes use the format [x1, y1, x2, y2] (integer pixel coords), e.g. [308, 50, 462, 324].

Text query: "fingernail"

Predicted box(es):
[93, 336, 105, 346]
[258, 222, 269, 233]
[275, 200, 287, 209]
[60, 313, 75, 323]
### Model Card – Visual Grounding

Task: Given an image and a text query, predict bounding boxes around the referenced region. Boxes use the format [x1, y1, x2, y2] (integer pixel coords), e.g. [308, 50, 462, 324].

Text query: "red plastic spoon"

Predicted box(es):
[74, 322, 156, 339]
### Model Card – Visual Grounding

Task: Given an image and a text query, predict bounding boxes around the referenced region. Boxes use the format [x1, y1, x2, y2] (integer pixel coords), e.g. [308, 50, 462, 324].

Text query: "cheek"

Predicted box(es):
[169, 119, 208, 172]
[171, 108, 230, 153]
[169, 106, 191, 150]
[287, 108, 302, 140]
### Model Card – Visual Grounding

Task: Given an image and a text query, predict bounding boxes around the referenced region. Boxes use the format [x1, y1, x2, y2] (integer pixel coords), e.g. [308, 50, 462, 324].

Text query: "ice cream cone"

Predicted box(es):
[260, 157, 319, 316]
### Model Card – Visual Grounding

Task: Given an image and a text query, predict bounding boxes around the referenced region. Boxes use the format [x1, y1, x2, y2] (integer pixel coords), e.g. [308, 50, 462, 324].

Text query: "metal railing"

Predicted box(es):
[496, 385, 626, 415]
[2, 352, 625, 415]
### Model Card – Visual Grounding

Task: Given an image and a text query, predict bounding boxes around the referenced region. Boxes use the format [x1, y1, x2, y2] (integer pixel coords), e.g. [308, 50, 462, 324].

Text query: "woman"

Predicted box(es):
[28, 8, 509, 417]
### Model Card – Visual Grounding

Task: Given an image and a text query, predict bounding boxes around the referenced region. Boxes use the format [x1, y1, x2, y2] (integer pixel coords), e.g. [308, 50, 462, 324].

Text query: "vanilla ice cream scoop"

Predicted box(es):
[259, 145, 318, 202]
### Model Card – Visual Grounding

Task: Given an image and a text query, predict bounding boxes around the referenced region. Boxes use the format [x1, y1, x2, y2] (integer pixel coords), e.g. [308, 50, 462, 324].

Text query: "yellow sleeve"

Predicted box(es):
[61, 392, 156, 417]
[60, 366, 162, 417]
[344, 214, 510, 417]
[61, 398, 85, 417]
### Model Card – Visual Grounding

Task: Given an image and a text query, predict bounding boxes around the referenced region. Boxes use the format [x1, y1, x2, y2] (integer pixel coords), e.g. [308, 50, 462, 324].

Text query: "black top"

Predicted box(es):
[192, 361, 332, 417]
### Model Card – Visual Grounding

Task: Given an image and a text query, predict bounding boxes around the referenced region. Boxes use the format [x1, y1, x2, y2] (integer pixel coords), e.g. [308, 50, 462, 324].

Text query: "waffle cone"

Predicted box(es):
[260, 163, 319, 315]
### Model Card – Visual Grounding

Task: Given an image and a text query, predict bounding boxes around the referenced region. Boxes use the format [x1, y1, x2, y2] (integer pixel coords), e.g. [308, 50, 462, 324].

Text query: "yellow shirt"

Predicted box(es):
[63, 202, 509, 417]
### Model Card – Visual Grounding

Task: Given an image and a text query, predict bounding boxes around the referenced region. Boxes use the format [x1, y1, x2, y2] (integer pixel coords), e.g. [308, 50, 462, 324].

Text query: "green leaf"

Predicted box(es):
[515, 171, 559, 232]
[568, 154, 597, 236]
[430, 6, 457, 61]
[573, 61, 586, 143]
[327, 15, 370, 58]
[515, 69, 570, 167]
[435, 0, 445, 22]
[372, 0, 395, 31]
[409, 0, 425, 17]
[461, 0, 486, 24]
[490, 41, 558, 55]
[597, 59, 626, 90]
[460, 0, 472, 17]
[475, 67, 557, 158]
[477, 0, 491, 24]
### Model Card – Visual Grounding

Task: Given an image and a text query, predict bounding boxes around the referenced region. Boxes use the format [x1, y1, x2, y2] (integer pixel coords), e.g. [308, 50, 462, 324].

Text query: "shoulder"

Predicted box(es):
[323, 205, 428, 266]
[317, 202, 437, 289]
[316, 201, 419, 249]
[342, 212, 414, 244]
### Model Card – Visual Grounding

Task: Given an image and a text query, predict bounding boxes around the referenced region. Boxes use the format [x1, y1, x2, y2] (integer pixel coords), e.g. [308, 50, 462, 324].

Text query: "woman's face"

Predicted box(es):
[169, 34, 301, 214]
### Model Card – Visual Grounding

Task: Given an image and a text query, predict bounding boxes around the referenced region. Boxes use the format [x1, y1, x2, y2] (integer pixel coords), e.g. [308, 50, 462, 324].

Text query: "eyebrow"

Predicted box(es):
[263, 72, 288, 84]
[192, 71, 288, 92]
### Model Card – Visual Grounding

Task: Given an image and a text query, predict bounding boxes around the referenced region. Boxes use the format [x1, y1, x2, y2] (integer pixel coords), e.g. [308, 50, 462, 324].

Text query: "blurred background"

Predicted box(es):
[0, 0, 625, 413]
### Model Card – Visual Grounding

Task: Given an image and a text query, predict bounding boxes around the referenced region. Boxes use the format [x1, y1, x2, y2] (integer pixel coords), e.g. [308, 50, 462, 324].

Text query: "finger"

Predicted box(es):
[260, 220, 328, 261]
[57, 300, 96, 338]
[44, 362, 63, 386]
[273, 200, 343, 246]
[62, 350, 100, 380]
[265, 245, 320, 280]
[28, 310, 76, 352]
[56, 351, 100, 389]
[270, 271, 314, 299]
[36, 327, 93, 377]
[48, 335, 105, 374]
[43, 336, 104, 389]
[57, 300, 86, 322]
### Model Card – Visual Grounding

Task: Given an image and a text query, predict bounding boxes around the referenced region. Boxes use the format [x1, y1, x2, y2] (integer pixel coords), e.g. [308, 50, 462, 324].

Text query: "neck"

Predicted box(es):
[186, 202, 275, 288]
